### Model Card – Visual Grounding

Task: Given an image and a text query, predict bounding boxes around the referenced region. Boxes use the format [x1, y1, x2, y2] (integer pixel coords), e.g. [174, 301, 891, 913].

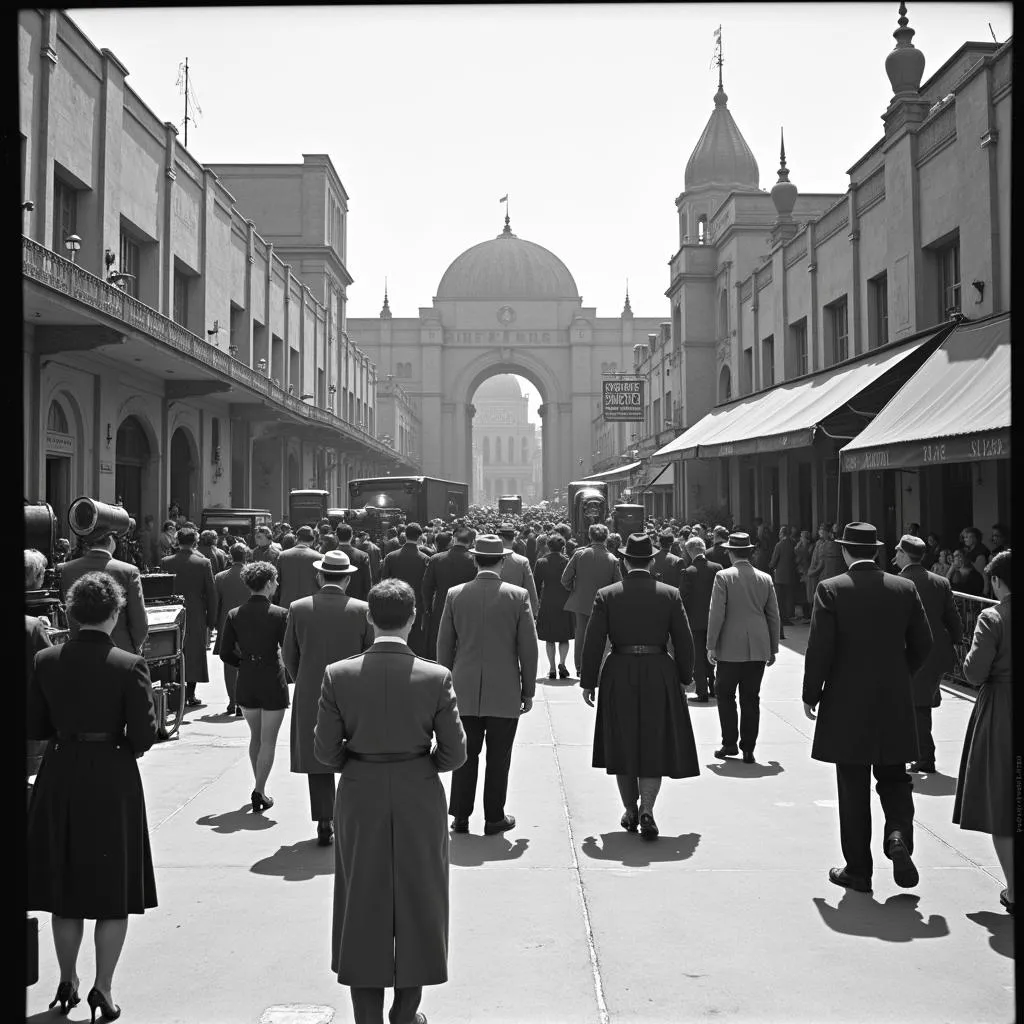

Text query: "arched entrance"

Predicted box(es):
[169, 427, 199, 521]
[44, 396, 77, 537]
[115, 415, 153, 523]
[287, 451, 301, 493]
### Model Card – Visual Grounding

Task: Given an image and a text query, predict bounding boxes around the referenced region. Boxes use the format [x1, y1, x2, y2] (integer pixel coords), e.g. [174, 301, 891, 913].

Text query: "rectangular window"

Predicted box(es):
[762, 335, 775, 388]
[172, 269, 189, 328]
[119, 231, 140, 299]
[210, 417, 220, 463]
[825, 296, 849, 366]
[867, 272, 888, 349]
[665, 391, 672, 426]
[741, 348, 753, 396]
[53, 177, 78, 255]
[788, 318, 808, 378]
[652, 397, 661, 433]
[938, 238, 961, 319]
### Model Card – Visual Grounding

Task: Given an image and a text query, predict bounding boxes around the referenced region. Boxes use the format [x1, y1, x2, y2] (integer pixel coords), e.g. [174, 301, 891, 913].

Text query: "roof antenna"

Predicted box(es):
[988, 22, 998, 43]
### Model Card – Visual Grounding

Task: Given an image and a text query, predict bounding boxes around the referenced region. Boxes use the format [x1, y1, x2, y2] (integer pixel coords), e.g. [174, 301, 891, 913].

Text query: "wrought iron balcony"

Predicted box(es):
[23, 236, 393, 458]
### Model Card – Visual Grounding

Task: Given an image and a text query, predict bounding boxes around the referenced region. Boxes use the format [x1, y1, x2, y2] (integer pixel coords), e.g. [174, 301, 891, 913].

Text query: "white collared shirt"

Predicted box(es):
[373, 635, 408, 645]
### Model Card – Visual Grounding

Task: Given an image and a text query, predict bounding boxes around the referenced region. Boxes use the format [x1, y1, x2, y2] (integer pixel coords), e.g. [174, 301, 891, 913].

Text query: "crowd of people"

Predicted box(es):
[24, 499, 1012, 1024]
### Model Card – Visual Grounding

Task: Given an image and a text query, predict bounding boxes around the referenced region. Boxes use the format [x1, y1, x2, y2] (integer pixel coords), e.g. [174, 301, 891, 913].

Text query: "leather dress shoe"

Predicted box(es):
[185, 696, 205, 708]
[714, 746, 739, 758]
[548, 669, 556, 679]
[742, 751, 755, 764]
[235, 705, 244, 718]
[317, 820, 334, 846]
[829, 867, 872, 892]
[620, 807, 639, 833]
[999, 889, 1015, 916]
[484, 814, 515, 835]
[450, 817, 469, 834]
[886, 832, 919, 888]
[639, 812, 659, 840]
[909, 761, 936, 773]
[226, 703, 237, 715]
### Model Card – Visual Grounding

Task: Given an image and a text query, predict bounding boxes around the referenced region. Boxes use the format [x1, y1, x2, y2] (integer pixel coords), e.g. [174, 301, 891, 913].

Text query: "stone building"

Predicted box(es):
[470, 375, 538, 505]
[632, 8, 1010, 547]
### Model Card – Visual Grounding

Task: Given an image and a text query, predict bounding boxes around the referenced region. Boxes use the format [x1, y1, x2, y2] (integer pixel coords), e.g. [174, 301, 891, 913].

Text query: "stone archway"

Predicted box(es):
[115, 415, 154, 524]
[169, 426, 199, 521]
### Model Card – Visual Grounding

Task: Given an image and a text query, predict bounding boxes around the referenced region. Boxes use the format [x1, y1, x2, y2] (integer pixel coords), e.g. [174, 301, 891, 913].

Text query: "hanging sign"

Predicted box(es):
[603, 379, 644, 422]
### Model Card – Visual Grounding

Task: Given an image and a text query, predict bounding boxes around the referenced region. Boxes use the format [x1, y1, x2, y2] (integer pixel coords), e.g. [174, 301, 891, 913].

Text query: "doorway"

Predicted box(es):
[116, 415, 152, 521]
[169, 427, 198, 521]
[45, 456, 71, 539]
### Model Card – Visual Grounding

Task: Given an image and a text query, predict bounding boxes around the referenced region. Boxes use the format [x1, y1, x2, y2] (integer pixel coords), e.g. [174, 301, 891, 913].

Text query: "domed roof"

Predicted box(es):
[475, 374, 523, 401]
[684, 86, 760, 191]
[437, 219, 579, 300]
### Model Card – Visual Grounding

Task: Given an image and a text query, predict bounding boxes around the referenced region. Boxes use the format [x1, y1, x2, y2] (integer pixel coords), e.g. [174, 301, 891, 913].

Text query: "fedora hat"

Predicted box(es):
[312, 549, 358, 575]
[835, 522, 884, 548]
[497, 522, 516, 536]
[897, 534, 926, 557]
[722, 531, 756, 551]
[622, 533, 655, 561]
[469, 534, 508, 557]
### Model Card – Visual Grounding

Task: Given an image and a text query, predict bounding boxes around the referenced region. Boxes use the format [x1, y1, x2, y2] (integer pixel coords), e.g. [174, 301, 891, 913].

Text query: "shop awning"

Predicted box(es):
[841, 313, 1010, 471]
[641, 463, 674, 489]
[653, 331, 943, 461]
[584, 460, 641, 481]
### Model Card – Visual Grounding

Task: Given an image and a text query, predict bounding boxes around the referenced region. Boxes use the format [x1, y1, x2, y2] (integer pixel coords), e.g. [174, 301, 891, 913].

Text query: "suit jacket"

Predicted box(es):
[161, 549, 218, 679]
[60, 549, 148, 654]
[421, 545, 478, 657]
[383, 542, 432, 654]
[900, 563, 963, 706]
[709, 543, 732, 570]
[678, 554, 723, 631]
[198, 543, 228, 572]
[362, 540, 382, 583]
[525, 534, 538, 567]
[580, 570, 694, 688]
[337, 542, 373, 601]
[706, 560, 780, 662]
[250, 543, 280, 566]
[213, 563, 250, 655]
[284, 586, 373, 773]
[652, 549, 683, 587]
[769, 537, 797, 585]
[436, 571, 538, 717]
[802, 562, 933, 764]
[275, 543, 322, 608]
[500, 550, 539, 616]
[560, 543, 622, 616]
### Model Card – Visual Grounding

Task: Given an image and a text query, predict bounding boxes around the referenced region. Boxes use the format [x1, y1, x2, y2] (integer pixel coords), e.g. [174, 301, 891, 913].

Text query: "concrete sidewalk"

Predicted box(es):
[27, 626, 1015, 1023]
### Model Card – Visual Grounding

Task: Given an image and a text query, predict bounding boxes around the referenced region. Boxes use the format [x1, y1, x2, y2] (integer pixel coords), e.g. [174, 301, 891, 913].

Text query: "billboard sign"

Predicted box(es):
[602, 379, 644, 421]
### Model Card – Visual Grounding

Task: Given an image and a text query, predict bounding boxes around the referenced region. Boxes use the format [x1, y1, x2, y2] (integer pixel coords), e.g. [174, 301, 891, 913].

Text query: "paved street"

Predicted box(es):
[28, 626, 1014, 1024]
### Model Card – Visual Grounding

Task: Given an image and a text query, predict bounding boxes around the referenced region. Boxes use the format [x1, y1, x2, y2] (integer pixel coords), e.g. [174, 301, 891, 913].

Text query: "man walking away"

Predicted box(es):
[893, 534, 962, 774]
[679, 536, 722, 702]
[652, 531, 683, 587]
[706, 532, 780, 763]
[561, 524, 621, 678]
[275, 525, 322, 609]
[315, 579, 466, 1024]
[336, 523, 373, 601]
[437, 535, 538, 836]
[803, 523, 933, 894]
[769, 525, 797, 626]
[422, 525, 477, 659]
[498, 523, 539, 616]
[382, 522, 431, 656]
[214, 543, 251, 715]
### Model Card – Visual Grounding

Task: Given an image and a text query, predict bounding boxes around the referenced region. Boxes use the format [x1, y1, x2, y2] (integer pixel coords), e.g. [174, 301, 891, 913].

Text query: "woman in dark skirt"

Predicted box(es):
[580, 533, 699, 840]
[27, 570, 159, 1021]
[219, 561, 290, 812]
[534, 533, 574, 678]
[953, 550, 1013, 914]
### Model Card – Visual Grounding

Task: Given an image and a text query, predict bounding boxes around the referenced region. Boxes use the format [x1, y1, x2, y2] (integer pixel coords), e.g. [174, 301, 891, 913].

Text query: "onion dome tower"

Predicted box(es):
[770, 128, 799, 246]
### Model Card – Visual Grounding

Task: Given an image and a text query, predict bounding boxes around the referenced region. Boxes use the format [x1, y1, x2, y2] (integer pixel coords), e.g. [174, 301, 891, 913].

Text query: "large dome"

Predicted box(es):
[475, 374, 523, 401]
[685, 86, 760, 191]
[437, 220, 579, 300]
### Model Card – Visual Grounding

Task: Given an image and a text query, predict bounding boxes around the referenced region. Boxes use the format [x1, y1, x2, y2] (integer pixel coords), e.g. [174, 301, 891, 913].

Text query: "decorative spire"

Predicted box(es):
[885, 2, 926, 97]
[713, 25, 727, 105]
[500, 211, 515, 238]
[771, 127, 798, 221]
[379, 277, 392, 319]
[622, 279, 632, 317]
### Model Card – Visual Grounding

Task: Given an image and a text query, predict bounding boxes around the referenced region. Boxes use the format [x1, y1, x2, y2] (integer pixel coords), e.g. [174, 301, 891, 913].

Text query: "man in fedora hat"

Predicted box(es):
[803, 522, 933, 893]
[581, 533, 699, 839]
[893, 534, 962, 774]
[561, 523, 622, 678]
[437, 535, 538, 835]
[284, 548, 374, 845]
[706, 531, 781, 763]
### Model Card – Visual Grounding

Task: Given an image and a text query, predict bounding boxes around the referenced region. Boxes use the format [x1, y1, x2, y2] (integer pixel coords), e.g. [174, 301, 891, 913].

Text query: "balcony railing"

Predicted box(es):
[23, 236, 392, 457]
[945, 591, 999, 689]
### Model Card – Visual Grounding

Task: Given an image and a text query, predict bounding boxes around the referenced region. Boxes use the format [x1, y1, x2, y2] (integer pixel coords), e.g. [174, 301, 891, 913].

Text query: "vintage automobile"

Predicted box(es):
[199, 507, 273, 546]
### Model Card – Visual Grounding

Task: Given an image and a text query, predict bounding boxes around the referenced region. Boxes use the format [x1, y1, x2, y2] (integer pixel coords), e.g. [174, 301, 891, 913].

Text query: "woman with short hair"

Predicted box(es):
[534, 534, 574, 679]
[27, 570, 159, 1021]
[953, 550, 1013, 915]
[219, 561, 290, 811]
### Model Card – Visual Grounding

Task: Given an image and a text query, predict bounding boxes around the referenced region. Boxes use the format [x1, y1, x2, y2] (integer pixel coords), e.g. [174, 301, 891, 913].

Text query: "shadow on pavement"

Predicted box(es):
[196, 710, 244, 724]
[909, 772, 958, 797]
[812, 891, 949, 941]
[26, 1013, 62, 1023]
[539, 677, 579, 688]
[579, 831, 700, 866]
[965, 910, 1015, 958]
[196, 806, 277, 833]
[250, 839, 334, 880]
[706, 759, 785, 779]
[449, 835, 529, 867]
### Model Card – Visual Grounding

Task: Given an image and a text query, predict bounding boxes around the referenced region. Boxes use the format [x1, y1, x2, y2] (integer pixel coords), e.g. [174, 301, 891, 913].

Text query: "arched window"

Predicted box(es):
[719, 365, 732, 403]
[719, 291, 728, 338]
[47, 400, 70, 434]
[680, 211, 688, 242]
[521, 437, 528, 463]
[495, 435, 502, 463]
[507, 437, 514, 463]
[483, 436, 490, 464]
[698, 215, 708, 245]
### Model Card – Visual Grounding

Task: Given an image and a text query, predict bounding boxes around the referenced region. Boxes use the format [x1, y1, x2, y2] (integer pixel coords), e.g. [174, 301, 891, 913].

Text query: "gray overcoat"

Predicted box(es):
[314, 641, 467, 987]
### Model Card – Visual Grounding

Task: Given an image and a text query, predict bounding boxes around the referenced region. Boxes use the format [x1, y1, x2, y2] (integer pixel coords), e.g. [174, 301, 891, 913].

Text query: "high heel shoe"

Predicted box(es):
[48, 980, 80, 1014]
[558, 664, 571, 679]
[547, 669, 556, 679]
[87, 987, 121, 1022]
[251, 790, 274, 813]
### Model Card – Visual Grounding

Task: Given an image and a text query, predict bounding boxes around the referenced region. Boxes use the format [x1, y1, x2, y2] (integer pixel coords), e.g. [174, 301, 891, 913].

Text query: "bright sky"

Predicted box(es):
[72, 3, 1012, 424]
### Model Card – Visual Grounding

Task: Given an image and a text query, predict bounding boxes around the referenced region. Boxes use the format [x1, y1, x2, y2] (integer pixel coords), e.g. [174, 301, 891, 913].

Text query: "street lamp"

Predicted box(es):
[64, 234, 82, 264]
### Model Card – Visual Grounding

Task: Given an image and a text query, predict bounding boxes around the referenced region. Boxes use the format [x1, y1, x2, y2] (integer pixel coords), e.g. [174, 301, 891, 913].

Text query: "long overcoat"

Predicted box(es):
[314, 641, 467, 987]
[275, 543, 321, 609]
[382, 542, 431, 654]
[802, 562, 933, 764]
[900, 563, 963, 707]
[421, 545, 478, 660]
[283, 587, 372, 773]
[161, 548, 217, 680]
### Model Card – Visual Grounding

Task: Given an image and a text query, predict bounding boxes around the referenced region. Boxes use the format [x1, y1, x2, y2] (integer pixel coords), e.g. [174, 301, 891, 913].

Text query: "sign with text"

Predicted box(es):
[603, 379, 644, 421]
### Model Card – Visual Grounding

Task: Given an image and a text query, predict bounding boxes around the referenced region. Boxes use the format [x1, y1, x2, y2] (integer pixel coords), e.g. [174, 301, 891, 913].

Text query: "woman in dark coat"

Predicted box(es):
[27, 571, 159, 1021]
[953, 550, 1013, 914]
[534, 533, 574, 678]
[580, 533, 699, 840]
[219, 561, 289, 812]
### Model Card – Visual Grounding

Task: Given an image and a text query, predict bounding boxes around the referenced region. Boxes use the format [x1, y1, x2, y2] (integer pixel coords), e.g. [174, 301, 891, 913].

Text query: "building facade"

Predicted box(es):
[469, 375, 539, 505]
[21, 10, 402, 536]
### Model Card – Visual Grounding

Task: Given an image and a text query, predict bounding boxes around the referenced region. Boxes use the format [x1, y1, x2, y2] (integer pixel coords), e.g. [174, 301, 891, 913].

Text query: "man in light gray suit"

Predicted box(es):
[437, 535, 538, 836]
[706, 531, 780, 764]
[561, 523, 622, 677]
[497, 523, 539, 616]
